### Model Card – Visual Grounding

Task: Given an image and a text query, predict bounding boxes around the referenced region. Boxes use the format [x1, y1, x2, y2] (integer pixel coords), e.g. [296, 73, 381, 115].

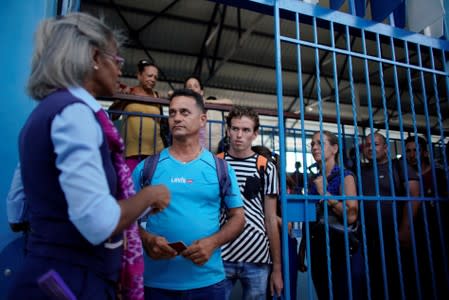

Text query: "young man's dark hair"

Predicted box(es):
[169, 88, 206, 113]
[226, 105, 260, 131]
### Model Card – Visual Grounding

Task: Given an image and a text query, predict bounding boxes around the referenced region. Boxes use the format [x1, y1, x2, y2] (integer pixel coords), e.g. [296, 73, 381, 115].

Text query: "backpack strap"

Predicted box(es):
[138, 153, 160, 224]
[216, 152, 268, 200]
[214, 153, 231, 204]
[140, 153, 160, 188]
[256, 154, 268, 195]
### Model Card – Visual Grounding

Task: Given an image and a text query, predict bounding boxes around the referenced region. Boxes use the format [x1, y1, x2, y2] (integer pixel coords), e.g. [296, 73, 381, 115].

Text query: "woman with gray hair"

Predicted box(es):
[6, 13, 170, 300]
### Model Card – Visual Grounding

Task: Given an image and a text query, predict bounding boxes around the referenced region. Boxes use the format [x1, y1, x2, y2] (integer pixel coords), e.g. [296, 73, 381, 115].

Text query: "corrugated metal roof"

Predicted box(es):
[80, 0, 448, 130]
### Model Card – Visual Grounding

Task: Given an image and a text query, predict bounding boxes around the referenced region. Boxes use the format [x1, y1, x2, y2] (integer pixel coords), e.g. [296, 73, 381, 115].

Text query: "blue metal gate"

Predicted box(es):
[271, 0, 449, 299]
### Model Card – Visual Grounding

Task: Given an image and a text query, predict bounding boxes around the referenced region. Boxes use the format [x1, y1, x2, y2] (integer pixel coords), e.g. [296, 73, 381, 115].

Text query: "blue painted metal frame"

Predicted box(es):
[0, 1, 57, 297]
[254, 0, 449, 50]
[273, 4, 291, 300]
[268, 0, 449, 299]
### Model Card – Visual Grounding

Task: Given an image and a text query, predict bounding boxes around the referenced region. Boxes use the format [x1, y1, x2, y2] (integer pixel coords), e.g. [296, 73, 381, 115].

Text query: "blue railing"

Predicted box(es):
[272, 0, 449, 299]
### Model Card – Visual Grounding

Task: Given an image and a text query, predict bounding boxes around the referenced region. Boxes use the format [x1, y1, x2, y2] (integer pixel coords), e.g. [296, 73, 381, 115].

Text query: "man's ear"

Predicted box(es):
[200, 113, 207, 127]
[252, 129, 259, 141]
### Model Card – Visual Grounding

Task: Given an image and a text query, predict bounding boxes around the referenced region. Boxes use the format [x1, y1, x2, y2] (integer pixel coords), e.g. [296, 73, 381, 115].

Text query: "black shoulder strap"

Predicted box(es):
[256, 155, 269, 199]
[140, 153, 160, 188]
[213, 154, 232, 203]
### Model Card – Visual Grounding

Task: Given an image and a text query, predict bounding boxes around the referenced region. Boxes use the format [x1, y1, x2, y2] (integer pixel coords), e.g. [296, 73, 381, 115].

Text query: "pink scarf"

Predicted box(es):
[96, 110, 144, 300]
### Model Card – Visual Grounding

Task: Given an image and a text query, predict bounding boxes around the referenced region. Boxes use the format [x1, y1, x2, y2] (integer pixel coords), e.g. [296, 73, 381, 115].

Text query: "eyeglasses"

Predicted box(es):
[103, 52, 125, 68]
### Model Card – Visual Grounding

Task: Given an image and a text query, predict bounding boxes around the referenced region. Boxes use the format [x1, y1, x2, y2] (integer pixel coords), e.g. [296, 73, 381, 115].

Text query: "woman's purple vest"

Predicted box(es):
[19, 90, 122, 281]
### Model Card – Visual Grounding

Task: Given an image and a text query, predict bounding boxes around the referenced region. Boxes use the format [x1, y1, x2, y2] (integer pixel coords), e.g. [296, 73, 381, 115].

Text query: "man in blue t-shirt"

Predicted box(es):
[133, 89, 245, 300]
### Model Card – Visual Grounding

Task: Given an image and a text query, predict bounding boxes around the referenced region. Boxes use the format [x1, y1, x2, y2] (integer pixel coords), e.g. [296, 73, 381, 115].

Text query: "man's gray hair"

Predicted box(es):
[27, 12, 123, 99]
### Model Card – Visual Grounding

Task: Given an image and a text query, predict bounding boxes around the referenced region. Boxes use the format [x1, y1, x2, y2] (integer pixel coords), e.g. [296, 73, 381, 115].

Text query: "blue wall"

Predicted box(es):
[0, 0, 56, 292]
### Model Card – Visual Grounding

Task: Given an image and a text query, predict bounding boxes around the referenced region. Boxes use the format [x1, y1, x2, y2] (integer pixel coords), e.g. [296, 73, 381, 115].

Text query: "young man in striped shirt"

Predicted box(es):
[220, 106, 283, 299]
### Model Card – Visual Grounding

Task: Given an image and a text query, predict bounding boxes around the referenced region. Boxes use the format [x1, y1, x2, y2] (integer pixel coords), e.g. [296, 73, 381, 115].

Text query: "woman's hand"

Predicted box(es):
[113, 185, 170, 237]
[141, 184, 170, 214]
[313, 175, 325, 195]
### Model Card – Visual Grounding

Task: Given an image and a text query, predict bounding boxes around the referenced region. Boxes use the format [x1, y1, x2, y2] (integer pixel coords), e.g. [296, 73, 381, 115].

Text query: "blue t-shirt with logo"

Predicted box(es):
[132, 148, 242, 290]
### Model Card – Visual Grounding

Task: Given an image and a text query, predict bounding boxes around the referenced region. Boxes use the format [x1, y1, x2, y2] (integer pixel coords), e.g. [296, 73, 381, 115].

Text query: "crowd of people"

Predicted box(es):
[5, 12, 449, 300]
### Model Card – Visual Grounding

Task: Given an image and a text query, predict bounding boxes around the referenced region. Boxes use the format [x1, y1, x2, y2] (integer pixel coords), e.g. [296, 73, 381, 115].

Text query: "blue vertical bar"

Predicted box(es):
[348, 0, 356, 15]
[312, 14, 334, 299]
[60, 0, 80, 15]
[295, 13, 313, 300]
[0, 0, 57, 295]
[425, 46, 449, 297]
[438, 50, 449, 288]
[425, 49, 442, 198]
[403, 40, 437, 300]
[407, 44, 440, 300]
[377, 34, 406, 300]
[273, 1, 290, 299]
[329, 20, 353, 300]
[345, 24, 371, 300]
[445, 1, 449, 41]
[361, 28, 389, 300]
[294, 10, 314, 300]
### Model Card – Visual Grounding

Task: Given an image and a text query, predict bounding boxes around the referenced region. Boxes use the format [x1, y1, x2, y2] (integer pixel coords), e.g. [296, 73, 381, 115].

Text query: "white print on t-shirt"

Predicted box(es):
[170, 177, 193, 184]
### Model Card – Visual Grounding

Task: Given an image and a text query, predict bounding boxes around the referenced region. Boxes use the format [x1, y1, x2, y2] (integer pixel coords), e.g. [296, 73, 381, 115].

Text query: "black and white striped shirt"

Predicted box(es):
[221, 153, 279, 264]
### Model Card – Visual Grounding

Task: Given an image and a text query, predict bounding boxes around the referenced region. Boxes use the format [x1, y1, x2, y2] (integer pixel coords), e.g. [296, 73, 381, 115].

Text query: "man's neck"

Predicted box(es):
[170, 139, 202, 163]
[227, 147, 254, 159]
[373, 158, 388, 165]
[414, 162, 430, 174]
